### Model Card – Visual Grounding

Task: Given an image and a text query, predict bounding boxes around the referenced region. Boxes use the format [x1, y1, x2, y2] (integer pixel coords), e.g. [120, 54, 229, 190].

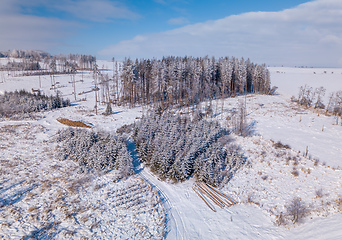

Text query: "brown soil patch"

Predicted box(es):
[57, 118, 92, 128]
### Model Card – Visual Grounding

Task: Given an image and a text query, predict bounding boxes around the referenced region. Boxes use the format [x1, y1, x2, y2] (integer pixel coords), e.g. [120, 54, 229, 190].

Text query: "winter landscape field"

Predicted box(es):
[0, 53, 341, 239]
[1, 0, 342, 239]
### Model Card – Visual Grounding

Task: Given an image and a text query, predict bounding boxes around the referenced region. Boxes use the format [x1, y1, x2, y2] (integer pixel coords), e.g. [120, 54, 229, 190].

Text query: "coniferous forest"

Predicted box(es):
[119, 56, 271, 109]
[133, 111, 245, 186]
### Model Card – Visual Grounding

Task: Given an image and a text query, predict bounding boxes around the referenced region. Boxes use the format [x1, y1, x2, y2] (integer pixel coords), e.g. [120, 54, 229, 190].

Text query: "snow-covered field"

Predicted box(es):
[0, 124, 165, 239]
[269, 67, 342, 101]
[0, 60, 341, 239]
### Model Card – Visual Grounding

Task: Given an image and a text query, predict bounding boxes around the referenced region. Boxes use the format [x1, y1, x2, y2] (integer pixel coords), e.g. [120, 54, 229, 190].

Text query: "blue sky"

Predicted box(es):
[1, 0, 342, 67]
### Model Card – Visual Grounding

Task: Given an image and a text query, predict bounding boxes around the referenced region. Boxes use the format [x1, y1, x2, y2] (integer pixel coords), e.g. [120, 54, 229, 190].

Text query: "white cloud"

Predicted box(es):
[168, 17, 189, 25]
[100, 0, 342, 67]
[1, 0, 139, 22]
[54, 0, 140, 22]
[0, 0, 21, 14]
[0, 13, 76, 52]
[0, 0, 139, 52]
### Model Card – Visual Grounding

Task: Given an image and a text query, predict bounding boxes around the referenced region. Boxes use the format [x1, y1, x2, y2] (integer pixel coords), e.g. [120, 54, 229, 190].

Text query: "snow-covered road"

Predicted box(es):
[128, 140, 187, 239]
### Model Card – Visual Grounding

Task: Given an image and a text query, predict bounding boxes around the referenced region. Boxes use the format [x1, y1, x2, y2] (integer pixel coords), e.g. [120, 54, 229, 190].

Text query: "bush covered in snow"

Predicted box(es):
[133, 111, 245, 186]
[0, 90, 70, 117]
[55, 128, 133, 177]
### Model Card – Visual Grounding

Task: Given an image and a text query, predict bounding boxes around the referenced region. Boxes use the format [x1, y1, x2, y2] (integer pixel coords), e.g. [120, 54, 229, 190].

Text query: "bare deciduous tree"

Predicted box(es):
[286, 197, 307, 223]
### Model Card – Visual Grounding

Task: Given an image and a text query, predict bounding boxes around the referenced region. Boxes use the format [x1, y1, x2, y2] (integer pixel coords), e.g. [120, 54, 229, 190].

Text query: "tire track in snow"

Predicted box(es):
[127, 140, 187, 240]
[138, 169, 186, 240]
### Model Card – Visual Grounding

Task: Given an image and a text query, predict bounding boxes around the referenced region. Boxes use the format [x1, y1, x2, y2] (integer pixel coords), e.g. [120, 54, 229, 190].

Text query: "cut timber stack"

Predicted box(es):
[193, 182, 237, 212]
[192, 184, 216, 212]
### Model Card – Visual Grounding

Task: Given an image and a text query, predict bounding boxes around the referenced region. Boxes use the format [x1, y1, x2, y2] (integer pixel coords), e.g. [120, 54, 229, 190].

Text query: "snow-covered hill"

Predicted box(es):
[0, 61, 341, 239]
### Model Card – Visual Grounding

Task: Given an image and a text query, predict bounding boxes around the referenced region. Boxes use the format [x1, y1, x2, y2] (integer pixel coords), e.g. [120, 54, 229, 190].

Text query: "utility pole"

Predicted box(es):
[93, 63, 100, 115]
[71, 63, 77, 101]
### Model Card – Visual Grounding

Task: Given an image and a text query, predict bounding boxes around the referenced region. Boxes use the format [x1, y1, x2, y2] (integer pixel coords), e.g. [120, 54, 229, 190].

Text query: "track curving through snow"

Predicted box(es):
[127, 139, 187, 240]
[126, 138, 294, 240]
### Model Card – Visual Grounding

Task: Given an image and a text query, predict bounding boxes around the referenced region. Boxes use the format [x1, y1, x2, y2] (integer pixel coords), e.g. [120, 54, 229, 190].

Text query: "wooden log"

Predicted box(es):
[198, 182, 233, 207]
[204, 183, 237, 205]
[205, 183, 237, 205]
[196, 183, 225, 209]
[192, 185, 216, 212]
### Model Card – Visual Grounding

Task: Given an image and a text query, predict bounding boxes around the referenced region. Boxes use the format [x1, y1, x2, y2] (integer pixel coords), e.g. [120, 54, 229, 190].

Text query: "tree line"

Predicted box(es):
[0, 90, 70, 117]
[117, 56, 271, 109]
[295, 84, 342, 124]
[0, 49, 96, 74]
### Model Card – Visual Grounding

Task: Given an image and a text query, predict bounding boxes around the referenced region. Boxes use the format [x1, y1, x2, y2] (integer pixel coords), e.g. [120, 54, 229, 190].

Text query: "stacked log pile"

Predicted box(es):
[193, 182, 236, 212]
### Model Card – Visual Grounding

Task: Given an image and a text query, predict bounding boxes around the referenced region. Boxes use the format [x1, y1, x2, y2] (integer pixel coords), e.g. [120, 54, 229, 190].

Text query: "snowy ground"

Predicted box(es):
[0, 60, 342, 239]
[268, 67, 342, 102]
[218, 94, 342, 168]
[0, 124, 165, 239]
